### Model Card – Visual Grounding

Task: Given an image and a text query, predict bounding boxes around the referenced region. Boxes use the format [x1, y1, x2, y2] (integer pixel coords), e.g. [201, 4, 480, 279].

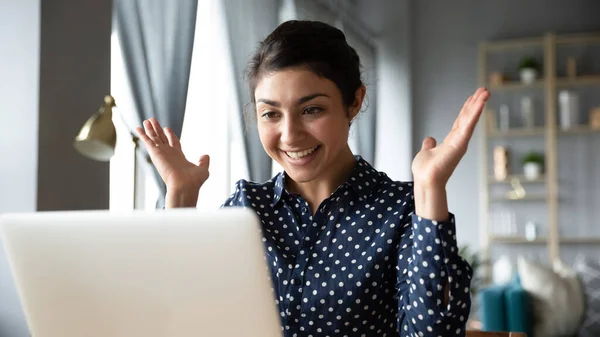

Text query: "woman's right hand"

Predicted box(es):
[136, 118, 210, 208]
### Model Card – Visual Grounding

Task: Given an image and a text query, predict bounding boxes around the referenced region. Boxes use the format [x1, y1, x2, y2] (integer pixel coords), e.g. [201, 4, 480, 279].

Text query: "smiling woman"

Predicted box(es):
[136, 20, 489, 337]
[253, 69, 365, 212]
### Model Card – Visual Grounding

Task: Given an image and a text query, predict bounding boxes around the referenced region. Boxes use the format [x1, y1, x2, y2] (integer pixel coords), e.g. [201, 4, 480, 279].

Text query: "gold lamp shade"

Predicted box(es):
[74, 95, 117, 161]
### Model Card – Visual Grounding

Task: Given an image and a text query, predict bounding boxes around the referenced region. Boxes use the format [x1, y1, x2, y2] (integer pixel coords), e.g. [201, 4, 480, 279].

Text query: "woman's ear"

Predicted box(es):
[349, 85, 367, 123]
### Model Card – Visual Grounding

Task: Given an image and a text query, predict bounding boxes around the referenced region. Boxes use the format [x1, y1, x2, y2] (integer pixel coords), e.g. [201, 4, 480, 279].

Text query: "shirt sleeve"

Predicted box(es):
[396, 199, 473, 336]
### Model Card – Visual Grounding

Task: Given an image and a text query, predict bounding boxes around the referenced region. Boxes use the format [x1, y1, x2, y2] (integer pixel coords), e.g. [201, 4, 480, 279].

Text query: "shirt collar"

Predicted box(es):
[273, 172, 286, 205]
[344, 155, 379, 200]
[272, 155, 379, 205]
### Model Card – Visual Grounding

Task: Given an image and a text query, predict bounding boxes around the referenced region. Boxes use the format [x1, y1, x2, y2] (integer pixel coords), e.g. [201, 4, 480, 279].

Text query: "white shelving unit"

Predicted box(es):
[478, 32, 600, 281]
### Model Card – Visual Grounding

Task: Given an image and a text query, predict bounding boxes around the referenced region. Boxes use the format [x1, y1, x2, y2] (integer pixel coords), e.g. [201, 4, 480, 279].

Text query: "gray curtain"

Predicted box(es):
[222, 0, 279, 183]
[114, 0, 198, 207]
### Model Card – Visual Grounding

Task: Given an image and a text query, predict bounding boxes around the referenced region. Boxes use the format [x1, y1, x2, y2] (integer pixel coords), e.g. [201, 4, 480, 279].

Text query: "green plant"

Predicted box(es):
[519, 57, 540, 71]
[522, 151, 545, 166]
[458, 244, 486, 296]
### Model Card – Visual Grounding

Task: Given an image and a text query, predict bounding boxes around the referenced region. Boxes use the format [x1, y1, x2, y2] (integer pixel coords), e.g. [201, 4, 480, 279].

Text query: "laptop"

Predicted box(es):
[0, 208, 283, 337]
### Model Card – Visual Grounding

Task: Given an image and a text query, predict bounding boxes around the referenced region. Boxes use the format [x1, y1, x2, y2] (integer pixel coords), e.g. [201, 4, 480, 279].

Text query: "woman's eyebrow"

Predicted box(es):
[256, 93, 330, 107]
[296, 93, 329, 105]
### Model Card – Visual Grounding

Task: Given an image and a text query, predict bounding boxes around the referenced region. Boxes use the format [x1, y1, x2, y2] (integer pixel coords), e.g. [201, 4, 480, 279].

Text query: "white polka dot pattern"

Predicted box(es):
[222, 156, 472, 337]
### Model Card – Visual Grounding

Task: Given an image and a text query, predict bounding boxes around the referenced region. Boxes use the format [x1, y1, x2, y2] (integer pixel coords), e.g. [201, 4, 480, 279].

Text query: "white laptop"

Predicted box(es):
[0, 208, 282, 337]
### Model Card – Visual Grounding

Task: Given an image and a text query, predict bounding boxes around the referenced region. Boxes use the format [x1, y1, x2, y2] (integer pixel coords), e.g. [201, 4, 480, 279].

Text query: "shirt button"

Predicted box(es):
[302, 207, 308, 213]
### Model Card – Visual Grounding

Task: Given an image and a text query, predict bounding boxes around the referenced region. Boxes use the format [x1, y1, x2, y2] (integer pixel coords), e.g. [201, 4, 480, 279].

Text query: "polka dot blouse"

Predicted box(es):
[222, 156, 472, 337]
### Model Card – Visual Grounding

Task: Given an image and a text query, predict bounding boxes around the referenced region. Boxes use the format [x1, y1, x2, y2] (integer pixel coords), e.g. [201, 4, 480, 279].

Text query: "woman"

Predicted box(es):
[136, 20, 489, 337]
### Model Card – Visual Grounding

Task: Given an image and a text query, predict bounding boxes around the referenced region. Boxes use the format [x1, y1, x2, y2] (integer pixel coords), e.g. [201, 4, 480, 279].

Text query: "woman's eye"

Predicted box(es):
[261, 111, 277, 119]
[303, 107, 322, 115]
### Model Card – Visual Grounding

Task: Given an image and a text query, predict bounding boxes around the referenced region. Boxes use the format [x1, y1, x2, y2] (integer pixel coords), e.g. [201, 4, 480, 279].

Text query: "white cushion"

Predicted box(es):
[517, 256, 584, 337]
[574, 255, 600, 337]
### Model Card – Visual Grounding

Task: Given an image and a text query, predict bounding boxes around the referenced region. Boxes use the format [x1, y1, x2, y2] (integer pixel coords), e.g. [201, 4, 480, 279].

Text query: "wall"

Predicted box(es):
[0, 0, 40, 335]
[37, 0, 112, 211]
[0, 1, 112, 336]
[412, 0, 600, 250]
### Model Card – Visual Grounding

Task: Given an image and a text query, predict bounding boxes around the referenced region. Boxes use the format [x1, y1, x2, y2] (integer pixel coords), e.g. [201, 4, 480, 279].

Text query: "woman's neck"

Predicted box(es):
[286, 146, 357, 215]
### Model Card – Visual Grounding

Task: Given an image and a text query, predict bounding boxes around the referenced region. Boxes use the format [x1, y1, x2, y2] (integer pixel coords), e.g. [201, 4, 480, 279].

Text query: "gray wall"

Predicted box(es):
[412, 0, 600, 251]
[37, 0, 112, 211]
[0, 0, 112, 336]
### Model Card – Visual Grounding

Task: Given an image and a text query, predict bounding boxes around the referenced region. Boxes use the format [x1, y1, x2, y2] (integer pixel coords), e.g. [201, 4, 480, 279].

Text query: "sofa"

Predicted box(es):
[477, 255, 600, 337]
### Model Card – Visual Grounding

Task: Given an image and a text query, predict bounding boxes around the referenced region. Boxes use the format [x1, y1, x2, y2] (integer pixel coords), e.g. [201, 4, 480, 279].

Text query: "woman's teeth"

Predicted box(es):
[286, 146, 318, 159]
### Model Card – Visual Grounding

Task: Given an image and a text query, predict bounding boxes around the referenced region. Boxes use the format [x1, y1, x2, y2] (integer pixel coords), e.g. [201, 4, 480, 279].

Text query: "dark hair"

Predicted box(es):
[246, 20, 364, 109]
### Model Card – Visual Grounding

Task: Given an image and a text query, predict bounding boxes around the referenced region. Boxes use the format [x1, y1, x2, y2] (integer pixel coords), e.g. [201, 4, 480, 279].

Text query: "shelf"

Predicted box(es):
[489, 236, 600, 245]
[488, 127, 545, 138]
[489, 235, 547, 244]
[489, 80, 545, 91]
[557, 75, 600, 87]
[484, 37, 544, 51]
[490, 195, 547, 202]
[488, 174, 546, 184]
[488, 126, 600, 138]
[481, 31, 600, 269]
[558, 125, 600, 135]
[560, 237, 600, 244]
[556, 33, 600, 46]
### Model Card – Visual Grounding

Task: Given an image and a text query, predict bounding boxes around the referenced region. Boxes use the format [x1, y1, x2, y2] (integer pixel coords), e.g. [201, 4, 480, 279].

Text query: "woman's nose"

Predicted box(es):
[280, 116, 305, 145]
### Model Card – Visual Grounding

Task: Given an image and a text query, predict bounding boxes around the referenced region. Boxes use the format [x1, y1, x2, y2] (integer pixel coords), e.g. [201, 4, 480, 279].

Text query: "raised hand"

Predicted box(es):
[412, 87, 490, 189]
[136, 118, 210, 207]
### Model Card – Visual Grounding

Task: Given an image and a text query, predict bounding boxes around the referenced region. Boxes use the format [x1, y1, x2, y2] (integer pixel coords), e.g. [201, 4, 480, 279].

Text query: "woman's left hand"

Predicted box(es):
[412, 87, 490, 189]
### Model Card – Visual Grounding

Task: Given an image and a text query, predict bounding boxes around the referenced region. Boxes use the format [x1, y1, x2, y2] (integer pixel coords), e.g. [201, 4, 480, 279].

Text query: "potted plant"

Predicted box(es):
[518, 57, 540, 84]
[522, 151, 544, 180]
[458, 244, 488, 323]
[458, 245, 485, 296]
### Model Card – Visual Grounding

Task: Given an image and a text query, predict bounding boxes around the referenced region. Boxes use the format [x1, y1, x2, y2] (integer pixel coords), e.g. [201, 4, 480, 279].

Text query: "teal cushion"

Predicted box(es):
[511, 273, 522, 286]
[478, 285, 507, 331]
[505, 284, 531, 337]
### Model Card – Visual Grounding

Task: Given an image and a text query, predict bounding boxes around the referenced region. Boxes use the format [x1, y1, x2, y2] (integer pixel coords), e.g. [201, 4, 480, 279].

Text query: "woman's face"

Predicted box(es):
[254, 68, 362, 184]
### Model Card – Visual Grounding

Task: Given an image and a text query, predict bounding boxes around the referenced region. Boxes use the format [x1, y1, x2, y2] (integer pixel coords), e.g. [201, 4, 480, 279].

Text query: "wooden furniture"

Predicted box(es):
[467, 331, 527, 337]
[478, 32, 600, 281]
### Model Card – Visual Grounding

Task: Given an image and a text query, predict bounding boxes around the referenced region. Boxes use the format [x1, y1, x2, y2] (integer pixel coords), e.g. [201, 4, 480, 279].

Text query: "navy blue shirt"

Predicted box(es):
[222, 156, 472, 337]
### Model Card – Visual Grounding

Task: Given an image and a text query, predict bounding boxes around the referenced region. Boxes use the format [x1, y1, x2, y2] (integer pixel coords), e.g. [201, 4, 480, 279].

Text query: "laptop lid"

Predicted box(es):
[0, 208, 282, 337]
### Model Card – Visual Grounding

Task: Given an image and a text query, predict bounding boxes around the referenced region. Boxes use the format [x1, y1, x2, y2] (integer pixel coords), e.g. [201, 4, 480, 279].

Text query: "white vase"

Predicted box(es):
[559, 90, 580, 130]
[519, 68, 537, 84]
[520, 96, 535, 128]
[524, 162, 542, 180]
[493, 255, 513, 285]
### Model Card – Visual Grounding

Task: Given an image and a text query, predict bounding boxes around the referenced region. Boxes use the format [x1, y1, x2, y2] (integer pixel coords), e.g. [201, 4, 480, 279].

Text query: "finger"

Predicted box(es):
[164, 127, 181, 149]
[471, 87, 486, 101]
[197, 154, 210, 169]
[462, 89, 490, 136]
[143, 120, 160, 144]
[446, 88, 490, 150]
[135, 126, 156, 149]
[421, 137, 437, 151]
[148, 118, 169, 144]
[461, 95, 474, 114]
[465, 87, 486, 113]
[468, 89, 490, 120]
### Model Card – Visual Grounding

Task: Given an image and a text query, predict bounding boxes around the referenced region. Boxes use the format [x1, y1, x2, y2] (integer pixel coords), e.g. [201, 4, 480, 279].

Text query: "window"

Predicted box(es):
[110, 0, 248, 211]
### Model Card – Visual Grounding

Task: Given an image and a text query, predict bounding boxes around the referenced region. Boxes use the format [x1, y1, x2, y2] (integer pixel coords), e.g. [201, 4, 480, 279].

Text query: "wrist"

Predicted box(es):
[165, 185, 200, 208]
[413, 182, 449, 222]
